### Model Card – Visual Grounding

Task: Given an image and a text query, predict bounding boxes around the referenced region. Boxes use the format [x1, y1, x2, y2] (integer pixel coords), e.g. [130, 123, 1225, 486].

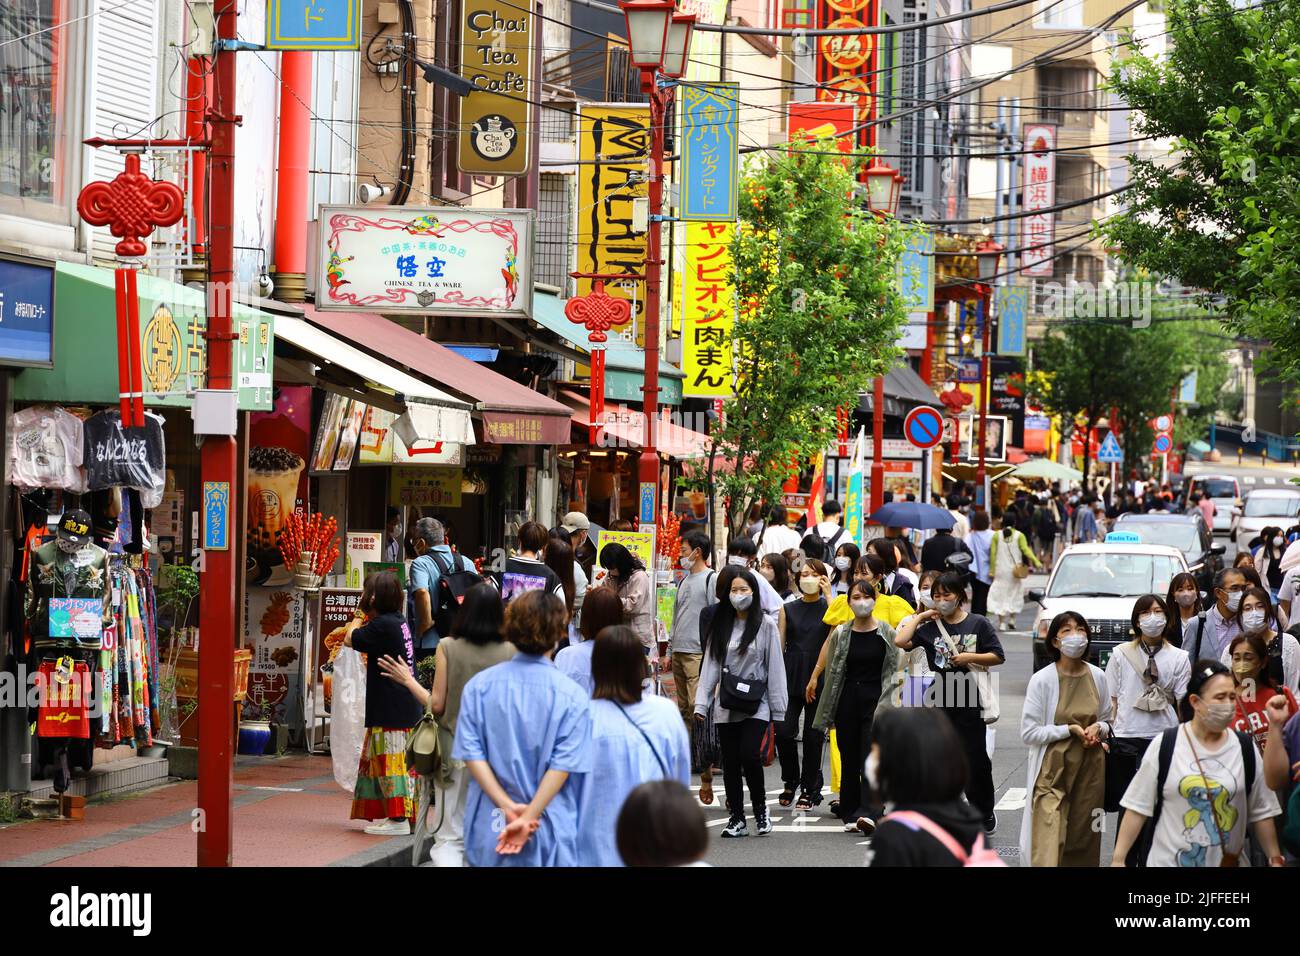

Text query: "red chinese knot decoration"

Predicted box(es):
[76, 153, 185, 427]
[565, 279, 632, 445]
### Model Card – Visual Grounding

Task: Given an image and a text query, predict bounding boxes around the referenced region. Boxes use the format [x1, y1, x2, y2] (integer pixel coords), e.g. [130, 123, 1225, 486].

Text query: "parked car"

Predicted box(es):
[1233, 486, 1300, 553]
[1184, 474, 1240, 535]
[1028, 539, 1189, 672]
[1114, 512, 1224, 593]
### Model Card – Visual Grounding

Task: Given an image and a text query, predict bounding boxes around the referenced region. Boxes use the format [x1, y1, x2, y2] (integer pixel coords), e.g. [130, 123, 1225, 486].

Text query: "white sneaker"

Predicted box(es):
[364, 819, 412, 836]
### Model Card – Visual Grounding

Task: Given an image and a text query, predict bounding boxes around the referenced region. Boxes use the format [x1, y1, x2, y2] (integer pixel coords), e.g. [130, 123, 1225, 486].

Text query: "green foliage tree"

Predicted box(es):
[1102, 0, 1300, 382]
[685, 140, 914, 537]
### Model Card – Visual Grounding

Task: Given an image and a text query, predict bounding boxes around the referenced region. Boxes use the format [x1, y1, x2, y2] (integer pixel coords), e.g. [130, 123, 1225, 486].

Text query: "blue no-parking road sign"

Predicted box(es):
[904, 406, 945, 450]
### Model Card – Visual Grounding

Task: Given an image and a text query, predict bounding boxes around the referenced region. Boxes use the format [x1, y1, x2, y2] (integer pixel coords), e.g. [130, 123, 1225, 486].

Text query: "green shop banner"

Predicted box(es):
[15, 262, 274, 411]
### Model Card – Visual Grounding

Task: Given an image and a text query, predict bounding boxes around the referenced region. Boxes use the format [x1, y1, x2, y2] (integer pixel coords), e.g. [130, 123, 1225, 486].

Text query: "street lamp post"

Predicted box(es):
[864, 161, 904, 512]
[620, 0, 694, 529]
[974, 240, 1003, 510]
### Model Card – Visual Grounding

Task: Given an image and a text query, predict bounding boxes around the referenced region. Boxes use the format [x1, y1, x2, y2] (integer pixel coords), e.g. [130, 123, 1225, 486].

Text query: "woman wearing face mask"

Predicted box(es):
[823, 554, 914, 629]
[1019, 612, 1112, 866]
[1252, 527, 1287, 598]
[829, 542, 861, 596]
[759, 552, 793, 603]
[894, 572, 1005, 835]
[1113, 661, 1285, 868]
[1102, 594, 1190, 866]
[898, 570, 941, 707]
[599, 543, 655, 653]
[808, 579, 904, 834]
[695, 569, 788, 838]
[987, 521, 1043, 632]
[1227, 631, 1298, 753]
[1223, 586, 1300, 694]
[775, 558, 831, 810]
[1164, 572, 1203, 649]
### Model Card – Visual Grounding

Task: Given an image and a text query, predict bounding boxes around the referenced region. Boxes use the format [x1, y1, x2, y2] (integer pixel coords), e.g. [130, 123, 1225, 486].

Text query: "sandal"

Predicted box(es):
[829, 799, 841, 818]
[795, 792, 813, 811]
[698, 780, 714, 805]
[779, 786, 796, 808]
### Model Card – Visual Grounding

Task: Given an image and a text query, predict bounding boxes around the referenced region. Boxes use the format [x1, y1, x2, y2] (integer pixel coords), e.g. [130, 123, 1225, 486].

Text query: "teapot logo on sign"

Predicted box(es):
[460, 3, 532, 175]
[470, 114, 518, 162]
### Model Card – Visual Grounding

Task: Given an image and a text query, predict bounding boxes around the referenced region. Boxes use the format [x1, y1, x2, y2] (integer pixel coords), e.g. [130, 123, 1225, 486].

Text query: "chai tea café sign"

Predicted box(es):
[316, 205, 533, 318]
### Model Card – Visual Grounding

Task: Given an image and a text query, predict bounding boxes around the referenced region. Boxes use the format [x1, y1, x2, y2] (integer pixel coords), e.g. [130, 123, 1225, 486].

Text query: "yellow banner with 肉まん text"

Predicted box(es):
[681, 221, 735, 397]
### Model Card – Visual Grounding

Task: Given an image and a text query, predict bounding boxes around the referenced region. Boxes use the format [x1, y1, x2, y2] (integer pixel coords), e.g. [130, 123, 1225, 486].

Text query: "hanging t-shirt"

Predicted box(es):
[82, 410, 165, 495]
[10, 407, 85, 491]
[1121, 728, 1281, 867]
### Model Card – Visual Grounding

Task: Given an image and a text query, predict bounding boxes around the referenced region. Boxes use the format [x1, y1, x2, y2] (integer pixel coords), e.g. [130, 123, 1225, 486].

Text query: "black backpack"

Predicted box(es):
[429, 551, 481, 636]
[1150, 725, 1256, 834]
[821, 526, 846, 564]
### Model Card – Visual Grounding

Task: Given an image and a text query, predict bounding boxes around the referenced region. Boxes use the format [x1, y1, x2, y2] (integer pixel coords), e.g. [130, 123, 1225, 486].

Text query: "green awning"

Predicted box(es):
[14, 262, 274, 411]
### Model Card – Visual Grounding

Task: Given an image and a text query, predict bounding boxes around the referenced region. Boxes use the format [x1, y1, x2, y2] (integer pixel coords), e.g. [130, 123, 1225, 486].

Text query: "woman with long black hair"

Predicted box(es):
[694, 568, 788, 838]
[1165, 571, 1203, 649]
[829, 541, 861, 596]
[600, 541, 655, 652]
[759, 551, 794, 602]
[1226, 585, 1300, 694]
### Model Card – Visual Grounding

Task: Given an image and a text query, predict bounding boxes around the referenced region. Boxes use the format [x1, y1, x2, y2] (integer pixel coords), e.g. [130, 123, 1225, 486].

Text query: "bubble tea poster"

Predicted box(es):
[247, 386, 313, 557]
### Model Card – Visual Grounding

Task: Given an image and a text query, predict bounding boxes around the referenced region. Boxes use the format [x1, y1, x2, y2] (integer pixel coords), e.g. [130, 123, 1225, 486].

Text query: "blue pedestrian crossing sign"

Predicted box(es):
[1097, 432, 1124, 463]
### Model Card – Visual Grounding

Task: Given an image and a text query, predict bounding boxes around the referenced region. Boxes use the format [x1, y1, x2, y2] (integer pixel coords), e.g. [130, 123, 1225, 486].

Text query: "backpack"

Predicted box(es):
[821, 526, 846, 564]
[881, 810, 1007, 867]
[1150, 725, 1255, 833]
[429, 551, 480, 636]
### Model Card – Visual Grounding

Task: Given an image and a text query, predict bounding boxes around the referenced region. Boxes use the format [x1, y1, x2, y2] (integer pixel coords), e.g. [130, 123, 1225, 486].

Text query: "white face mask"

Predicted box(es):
[917, 589, 934, 609]
[799, 576, 821, 595]
[1242, 609, 1267, 631]
[866, 751, 880, 793]
[1058, 634, 1089, 659]
[850, 598, 875, 619]
[680, 553, 696, 570]
[1175, 590, 1198, 608]
[834, 556, 851, 572]
[935, 597, 958, 617]
[1137, 614, 1166, 638]
[730, 592, 753, 611]
[1198, 700, 1236, 732]
[727, 556, 749, 568]
[1223, 590, 1243, 612]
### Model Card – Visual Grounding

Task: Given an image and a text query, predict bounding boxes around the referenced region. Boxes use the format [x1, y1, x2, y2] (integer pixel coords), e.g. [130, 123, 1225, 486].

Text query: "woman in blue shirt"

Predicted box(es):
[576, 626, 691, 865]
[454, 590, 593, 866]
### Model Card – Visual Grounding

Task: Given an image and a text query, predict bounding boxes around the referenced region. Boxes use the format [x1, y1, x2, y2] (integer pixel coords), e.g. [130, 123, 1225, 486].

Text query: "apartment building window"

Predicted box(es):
[541, 105, 576, 144]
[1036, 0, 1084, 29]
[899, 0, 928, 199]
[0, 1, 71, 215]
[1037, 64, 1097, 125]
[1055, 155, 1104, 209]
[537, 174, 572, 293]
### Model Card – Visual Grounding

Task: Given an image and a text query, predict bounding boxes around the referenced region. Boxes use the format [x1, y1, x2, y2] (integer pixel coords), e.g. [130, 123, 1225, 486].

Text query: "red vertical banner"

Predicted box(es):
[816, 0, 877, 149]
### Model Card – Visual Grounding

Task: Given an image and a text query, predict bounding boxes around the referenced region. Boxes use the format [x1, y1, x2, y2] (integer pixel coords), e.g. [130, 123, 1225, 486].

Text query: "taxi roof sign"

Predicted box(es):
[1105, 530, 1143, 544]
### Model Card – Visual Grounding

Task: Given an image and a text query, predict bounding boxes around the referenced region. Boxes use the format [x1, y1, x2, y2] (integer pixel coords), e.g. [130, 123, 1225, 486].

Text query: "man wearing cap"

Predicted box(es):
[562, 511, 596, 579]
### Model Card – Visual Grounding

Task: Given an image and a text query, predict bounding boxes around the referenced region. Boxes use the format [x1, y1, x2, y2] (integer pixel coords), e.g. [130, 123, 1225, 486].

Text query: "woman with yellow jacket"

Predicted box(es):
[823, 554, 914, 629]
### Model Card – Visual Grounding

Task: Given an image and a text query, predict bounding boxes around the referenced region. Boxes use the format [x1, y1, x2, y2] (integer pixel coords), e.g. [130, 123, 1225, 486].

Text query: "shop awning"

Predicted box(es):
[14, 262, 276, 411]
[559, 389, 710, 459]
[857, 361, 943, 418]
[274, 316, 475, 445]
[297, 304, 571, 445]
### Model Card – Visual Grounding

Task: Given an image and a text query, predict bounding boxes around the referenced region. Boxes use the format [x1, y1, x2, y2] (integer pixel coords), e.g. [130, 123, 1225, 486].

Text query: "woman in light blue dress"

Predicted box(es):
[575, 626, 691, 865]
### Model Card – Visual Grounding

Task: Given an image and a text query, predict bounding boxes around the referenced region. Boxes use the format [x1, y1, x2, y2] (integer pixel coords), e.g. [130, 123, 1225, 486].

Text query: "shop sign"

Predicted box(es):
[959, 414, 1008, 462]
[315, 588, 363, 714]
[898, 229, 934, 313]
[681, 221, 735, 397]
[680, 83, 740, 222]
[989, 356, 1026, 448]
[344, 532, 382, 589]
[482, 410, 570, 445]
[576, 105, 650, 341]
[788, 102, 855, 151]
[244, 586, 307, 725]
[266, 0, 361, 50]
[317, 205, 533, 317]
[458, 0, 533, 176]
[0, 255, 54, 367]
[817, 0, 876, 131]
[359, 405, 467, 463]
[390, 467, 463, 508]
[202, 481, 231, 551]
[594, 529, 655, 577]
[143, 303, 273, 411]
[1020, 124, 1057, 277]
[310, 393, 367, 472]
[995, 285, 1029, 357]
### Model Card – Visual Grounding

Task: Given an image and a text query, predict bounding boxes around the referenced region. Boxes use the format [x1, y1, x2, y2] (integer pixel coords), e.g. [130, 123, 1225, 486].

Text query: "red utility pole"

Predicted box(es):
[271, 51, 312, 300]
[197, 0, 241, 867]
[975, 289, 991, 509]
[869, 375, 885, 512]
[638, 74, 666, 527]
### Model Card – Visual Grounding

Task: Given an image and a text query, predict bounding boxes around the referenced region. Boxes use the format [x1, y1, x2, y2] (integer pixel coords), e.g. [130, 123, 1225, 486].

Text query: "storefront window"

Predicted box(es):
[0, 1, 69, 211]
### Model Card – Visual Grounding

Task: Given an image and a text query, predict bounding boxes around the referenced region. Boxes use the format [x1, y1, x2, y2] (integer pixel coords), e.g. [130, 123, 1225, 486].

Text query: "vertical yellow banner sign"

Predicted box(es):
[458, 0, 533, 176]
[681, 221, 735, 397]
[576, 105, 649, 342]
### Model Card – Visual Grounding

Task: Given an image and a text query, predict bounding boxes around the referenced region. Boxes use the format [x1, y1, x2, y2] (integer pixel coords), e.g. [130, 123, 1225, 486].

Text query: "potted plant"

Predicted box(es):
[238, 702, 274, 756]
[154, 565, 200, 746]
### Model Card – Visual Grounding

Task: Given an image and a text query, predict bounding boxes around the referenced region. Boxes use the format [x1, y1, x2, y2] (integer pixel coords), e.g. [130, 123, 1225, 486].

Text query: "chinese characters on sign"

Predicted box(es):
[681, 221, 736, 397]
[680, 83, 740, 222]
[0, 257, 54, 367]
[202, 481, 230, 551]
[817, 0, 876, 136]
[458, 0, 533, 176]
[1020, 124, 1057, 277]
[266, 0, 361, 50]
[389, 467, 463, 508]
[317, 206, 532, 317]
[577, 105, 650, 341]
[995, 285, 1029, 357]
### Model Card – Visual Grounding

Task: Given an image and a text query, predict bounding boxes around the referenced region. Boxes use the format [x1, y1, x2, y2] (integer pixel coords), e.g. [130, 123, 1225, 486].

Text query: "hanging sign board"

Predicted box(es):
[458, 0, 533, 176]
[316, 205, 533, 317]
[266, 0, 361, 50]
[680, 82, 740, 222]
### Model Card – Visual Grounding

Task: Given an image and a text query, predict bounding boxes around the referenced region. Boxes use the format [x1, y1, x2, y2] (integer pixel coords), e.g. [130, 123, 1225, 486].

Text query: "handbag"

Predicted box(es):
[720, 667, 766, 715]
[1183, 724, 1241, 867]
[935, 617, 1000, 724]
[1008, 532, 1030, 579]
[760, 722, 777, 767]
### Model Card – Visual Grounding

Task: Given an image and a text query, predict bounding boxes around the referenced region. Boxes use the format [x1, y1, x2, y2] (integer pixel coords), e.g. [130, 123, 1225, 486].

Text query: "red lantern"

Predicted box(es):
[565, 278, 632, 445]
[77, 152, 185, 427]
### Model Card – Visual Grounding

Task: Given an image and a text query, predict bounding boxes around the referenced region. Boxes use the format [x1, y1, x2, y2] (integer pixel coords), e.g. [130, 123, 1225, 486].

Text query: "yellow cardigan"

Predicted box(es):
[823, 591, 914, 628]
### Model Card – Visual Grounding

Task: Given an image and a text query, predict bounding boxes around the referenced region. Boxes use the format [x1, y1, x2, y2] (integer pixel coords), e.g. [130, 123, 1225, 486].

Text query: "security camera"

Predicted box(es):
[255, 272, 274, 297]
[359, 182, 390, 204]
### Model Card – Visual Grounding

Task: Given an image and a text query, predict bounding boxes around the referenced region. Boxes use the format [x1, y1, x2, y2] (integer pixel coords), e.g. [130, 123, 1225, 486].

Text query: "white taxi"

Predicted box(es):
[1028, 531, 1189, 672]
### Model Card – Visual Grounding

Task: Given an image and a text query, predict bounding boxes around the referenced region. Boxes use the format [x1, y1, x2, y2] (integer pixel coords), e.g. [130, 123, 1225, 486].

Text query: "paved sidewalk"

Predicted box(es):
[0, 755, 415, 867]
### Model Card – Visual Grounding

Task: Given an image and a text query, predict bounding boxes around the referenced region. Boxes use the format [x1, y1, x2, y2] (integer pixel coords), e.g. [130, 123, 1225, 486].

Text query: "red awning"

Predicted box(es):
[558, 390, 711, 459]
[298, 304, 570, 445]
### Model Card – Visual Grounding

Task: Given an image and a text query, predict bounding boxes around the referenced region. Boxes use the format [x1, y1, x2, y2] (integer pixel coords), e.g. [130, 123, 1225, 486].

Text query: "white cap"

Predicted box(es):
[560, 511, 590, 533]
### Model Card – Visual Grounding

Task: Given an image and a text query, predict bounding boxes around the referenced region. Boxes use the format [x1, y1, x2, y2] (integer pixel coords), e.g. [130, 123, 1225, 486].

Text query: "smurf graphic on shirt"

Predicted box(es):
[1177, 770, 1239, 867]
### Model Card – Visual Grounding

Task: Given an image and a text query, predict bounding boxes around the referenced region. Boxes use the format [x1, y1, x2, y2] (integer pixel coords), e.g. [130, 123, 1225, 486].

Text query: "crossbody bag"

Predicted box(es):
[1117, 642, 1177, 714]
[614, 701, 671, 777]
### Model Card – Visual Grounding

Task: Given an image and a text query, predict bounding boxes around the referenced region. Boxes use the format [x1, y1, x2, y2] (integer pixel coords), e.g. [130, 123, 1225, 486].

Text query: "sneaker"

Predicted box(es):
[755, 809, 773, 835]
[842, 820, 860, 832]
[721, 816, 748, 838]
[364, 819, 412, 836]
[855, 816, 876, 836]
[983, 812, 998, 835]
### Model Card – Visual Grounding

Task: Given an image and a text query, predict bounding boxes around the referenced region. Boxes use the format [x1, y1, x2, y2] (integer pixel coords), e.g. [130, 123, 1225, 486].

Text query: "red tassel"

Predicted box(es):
[125, 268, 143, 427]
[113, 269, 131, 424]
[590, 348, 605, 447]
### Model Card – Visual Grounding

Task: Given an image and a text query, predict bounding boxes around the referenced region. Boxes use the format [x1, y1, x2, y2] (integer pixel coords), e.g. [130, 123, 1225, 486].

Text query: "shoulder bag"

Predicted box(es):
[614, 702, 671, 777]
[935, 616, 1000, 724]
[719, 630, 768, 715]
[1011, 532, 1031, 579]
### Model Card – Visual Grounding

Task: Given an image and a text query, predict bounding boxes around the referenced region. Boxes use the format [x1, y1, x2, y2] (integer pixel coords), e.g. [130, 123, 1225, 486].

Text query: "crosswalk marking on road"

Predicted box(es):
[995, 787, 1027, 811]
